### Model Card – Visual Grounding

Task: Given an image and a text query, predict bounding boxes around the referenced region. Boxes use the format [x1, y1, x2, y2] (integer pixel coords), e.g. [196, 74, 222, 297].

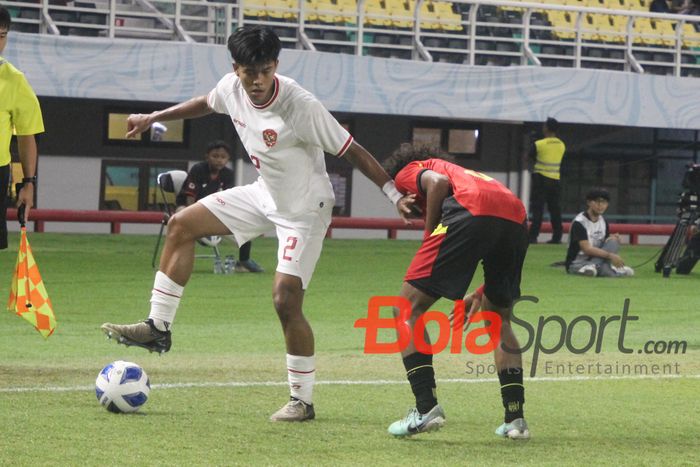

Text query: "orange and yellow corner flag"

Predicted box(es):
[7, 227, 56, 338]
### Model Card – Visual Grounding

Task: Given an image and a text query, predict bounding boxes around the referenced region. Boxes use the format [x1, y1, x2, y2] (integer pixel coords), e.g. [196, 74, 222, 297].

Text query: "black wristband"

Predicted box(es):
[22, 176, 37, 184]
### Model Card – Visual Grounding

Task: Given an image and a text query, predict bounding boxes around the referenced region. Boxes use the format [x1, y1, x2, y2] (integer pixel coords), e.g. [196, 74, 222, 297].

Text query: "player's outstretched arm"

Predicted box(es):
[126, 95, 212, 138]
[343, 141, 415, 222]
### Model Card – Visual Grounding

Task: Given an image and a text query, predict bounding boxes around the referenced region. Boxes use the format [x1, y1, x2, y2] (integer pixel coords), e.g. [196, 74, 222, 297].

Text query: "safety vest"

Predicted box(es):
[534, 137, 565, 180]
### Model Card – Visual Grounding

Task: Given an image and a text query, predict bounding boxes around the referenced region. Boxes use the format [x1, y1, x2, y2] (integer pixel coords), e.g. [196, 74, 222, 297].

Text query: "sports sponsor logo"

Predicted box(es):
[354, 296, 501, 355]
[355, 297, 688, 377]
[263, 129, 278, 148]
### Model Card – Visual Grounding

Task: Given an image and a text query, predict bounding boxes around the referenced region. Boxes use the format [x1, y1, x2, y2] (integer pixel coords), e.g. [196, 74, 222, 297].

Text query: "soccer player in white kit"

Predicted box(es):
[101, 26, 414, 421]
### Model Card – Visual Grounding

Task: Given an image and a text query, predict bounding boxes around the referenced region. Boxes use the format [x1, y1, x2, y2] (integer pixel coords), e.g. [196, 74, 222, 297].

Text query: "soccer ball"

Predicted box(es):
[95, 360, 150, 413]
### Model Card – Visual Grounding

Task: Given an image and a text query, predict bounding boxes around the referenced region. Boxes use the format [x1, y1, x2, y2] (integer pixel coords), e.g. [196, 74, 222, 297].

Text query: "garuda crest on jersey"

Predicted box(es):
[263, 129, 278, 148]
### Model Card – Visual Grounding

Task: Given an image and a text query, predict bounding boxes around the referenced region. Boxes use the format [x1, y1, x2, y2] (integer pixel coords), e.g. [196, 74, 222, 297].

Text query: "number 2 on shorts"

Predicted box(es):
[282, 236, 298, 261]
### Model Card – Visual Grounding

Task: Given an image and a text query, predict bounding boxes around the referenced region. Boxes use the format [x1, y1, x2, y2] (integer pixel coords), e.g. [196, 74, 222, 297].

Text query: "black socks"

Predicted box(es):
[498, 367, 525, 422]
[403, 352, 437, 415]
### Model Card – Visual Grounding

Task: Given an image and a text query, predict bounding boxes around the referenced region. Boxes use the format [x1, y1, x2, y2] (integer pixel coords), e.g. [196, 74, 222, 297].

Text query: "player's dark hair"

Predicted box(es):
[227, 26, 281, 66]
[0, 6, 12, 30]
[383, 143, 453, 179]
[545, 117, 559, 133]
[585, 187, 611, 201]
[206, 140, 231, 155]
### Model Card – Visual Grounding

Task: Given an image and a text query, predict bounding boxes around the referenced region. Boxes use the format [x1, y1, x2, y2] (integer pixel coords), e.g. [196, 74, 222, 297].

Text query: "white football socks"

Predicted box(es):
[287, 354, 315, 405]
[148, 271, 183, 331]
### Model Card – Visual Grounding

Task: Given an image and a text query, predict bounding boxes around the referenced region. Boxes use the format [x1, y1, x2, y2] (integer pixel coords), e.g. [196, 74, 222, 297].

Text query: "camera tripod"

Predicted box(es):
[655, 191, 699, 277]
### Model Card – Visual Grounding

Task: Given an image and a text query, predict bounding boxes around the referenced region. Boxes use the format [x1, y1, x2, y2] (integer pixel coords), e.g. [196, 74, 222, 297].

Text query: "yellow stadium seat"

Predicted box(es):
[244, 0, 267, 18]
[581, 13, 600, 40]
[403, 0, 441, 30]
[605, 0, 629, 10]
[337, 0, 358, 24]
[499, 0, 524, 12]
[419, 1, 442, 30]
[609, 14, 630, 39]
[549, 10, 577, 39]
[682, 22, 700, 48]
[654, 18, 678, 46]
[267, 0, 297, 21]
[587, 0, 608, 8]
[593, 13, 624, 42]
[633, 18, 659, 44]
[434, 2, 463, 31]
[626, 0, 648, 11]
[387, 0, 412, 29]
[364, 0, 392, 27]
[564, 0, 594, 8]
[303, 0, 319, 22]
[316, 0, 344, 24]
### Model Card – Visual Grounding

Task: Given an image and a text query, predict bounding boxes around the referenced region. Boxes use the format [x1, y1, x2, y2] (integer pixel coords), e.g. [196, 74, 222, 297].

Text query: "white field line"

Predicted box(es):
[1, 373, 698, 394]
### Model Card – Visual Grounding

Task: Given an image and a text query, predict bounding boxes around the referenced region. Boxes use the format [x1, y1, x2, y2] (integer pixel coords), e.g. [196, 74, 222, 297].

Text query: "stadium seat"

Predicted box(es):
[593, 13, 624, 43]
[403, 0, 442, 30]
[626, 0, 649, 11]
[387, 0, 411, 29]
[243, 0, 267, 19]
[653, 19, 677, 46]
[315, 0, 343, 24]
[151, 170, 225, 272]
[564, 0, 594, 7]
[267, 0, 298, 22]
[304, 0, 320, 22]
[633, 18, 675, 45]
[682, 22, 700, 48]
[606, 0, 629, 10]
[549, 10, 577, 40]
[366, 0, 392, 28]
[434, 2, 463, 31]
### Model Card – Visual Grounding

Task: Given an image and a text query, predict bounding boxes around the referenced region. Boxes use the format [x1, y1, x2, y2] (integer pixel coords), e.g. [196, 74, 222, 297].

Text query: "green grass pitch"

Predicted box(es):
[0, 233, 698, 466]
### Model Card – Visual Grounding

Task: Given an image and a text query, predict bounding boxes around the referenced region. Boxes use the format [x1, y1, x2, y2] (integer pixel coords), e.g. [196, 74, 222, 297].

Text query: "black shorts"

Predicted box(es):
[407, 198, 528, 306]
[0, 164, 9, 250]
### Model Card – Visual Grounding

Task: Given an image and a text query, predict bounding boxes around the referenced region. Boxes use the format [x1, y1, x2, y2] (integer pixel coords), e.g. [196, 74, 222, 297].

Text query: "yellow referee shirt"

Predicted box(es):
[0, 57, 44, 166]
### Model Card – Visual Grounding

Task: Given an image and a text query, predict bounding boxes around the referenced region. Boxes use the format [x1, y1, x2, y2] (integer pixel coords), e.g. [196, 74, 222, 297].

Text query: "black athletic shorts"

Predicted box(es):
[407, 197, 528, 306]
[0, 164, 9, 250]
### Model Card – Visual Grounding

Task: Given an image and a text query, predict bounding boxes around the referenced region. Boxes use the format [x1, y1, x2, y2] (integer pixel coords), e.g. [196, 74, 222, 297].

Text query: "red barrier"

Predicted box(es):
[7, 209, 675, 244]
[326, 219, 675, 245]
[7, 208, 163, 234]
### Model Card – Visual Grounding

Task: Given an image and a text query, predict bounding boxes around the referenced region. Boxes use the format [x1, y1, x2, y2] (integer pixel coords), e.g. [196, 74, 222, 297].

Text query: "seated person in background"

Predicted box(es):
[177, 140, 263, 273]
[565, 188, 634, 277]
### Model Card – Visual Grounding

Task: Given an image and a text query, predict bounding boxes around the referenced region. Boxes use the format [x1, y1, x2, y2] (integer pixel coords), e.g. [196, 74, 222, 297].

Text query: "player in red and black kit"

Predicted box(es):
[383, 144, 530, 439]
[176, 140, 263, 273]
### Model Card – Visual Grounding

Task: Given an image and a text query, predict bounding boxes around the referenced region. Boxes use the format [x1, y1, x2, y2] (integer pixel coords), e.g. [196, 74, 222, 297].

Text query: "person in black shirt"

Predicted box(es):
[177, 140, 263, 273]
[565, 188, 633, 277]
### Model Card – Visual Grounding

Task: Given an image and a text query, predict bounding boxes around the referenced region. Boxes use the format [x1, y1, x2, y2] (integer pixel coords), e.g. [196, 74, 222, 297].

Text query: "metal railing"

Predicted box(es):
[4, 0, 700, 76]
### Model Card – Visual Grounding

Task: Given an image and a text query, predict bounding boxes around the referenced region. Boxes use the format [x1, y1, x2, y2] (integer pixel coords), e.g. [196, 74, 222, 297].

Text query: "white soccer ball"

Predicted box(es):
[95, 360, 150, 413]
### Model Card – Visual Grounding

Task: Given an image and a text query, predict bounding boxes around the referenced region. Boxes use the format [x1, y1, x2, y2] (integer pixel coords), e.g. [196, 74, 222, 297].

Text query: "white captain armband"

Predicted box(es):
[382, 180, 403, 205]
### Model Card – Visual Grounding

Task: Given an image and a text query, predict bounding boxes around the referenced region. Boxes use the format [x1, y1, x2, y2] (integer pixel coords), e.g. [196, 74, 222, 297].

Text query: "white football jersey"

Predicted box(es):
[207, 73, 353, 216]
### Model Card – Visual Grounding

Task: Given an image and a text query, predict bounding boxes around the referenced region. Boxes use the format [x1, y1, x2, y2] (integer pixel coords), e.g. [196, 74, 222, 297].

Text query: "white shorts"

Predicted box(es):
[198, 180, 333, 289]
